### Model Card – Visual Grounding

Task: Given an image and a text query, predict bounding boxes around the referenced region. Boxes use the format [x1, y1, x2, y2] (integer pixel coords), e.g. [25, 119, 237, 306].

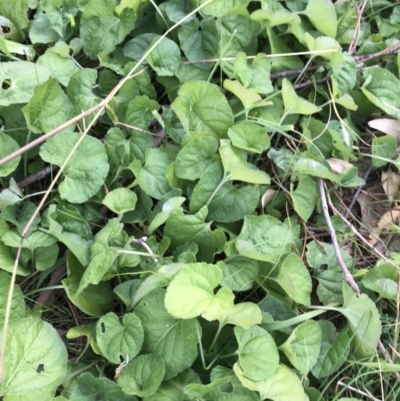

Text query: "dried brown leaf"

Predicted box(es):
[381, 171, 400, 203]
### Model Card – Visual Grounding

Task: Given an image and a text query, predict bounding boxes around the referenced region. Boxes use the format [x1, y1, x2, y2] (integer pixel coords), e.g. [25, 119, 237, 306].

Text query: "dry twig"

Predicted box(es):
[318, 179, 361, 296]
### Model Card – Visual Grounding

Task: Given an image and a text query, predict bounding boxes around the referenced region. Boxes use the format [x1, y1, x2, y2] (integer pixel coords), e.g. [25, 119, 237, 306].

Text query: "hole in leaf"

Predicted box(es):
[36, 363, 45, 373]
[119, 354, 124, 363]
[320, 263, 328, 270]
[101, 322, 106, 333]
[1, 25, 10, 34]
[142, 302, 147, 307]
[2, 79, 12, 90]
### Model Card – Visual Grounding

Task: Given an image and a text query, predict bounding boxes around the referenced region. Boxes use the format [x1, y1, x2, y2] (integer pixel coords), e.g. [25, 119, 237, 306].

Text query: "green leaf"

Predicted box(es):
[125, 95, 159, 131]
[200, 0, 250, 17]
[80, 0, 136, 59]
[40, 132, 109, 204]
[68, 372, 137, 401]
[304, 0, 337, 38]
[234, 363, 309, 401]
[236, 215, 294, 263]
[146, 36, 181, 76]
[362, 262, 399, 300]
[136, 148, 172, 200]
[118, 353, 165, 397]
[62, 253, 114, 317]
[0, 133, 20, 177]
[0, 61, 50, 106]
[135, 289, 198, 380]
[0, 0, 29, 32]
[279, 320, 322, 374]
[371, 135, 397, 167]
[291, 175, 317, 222]
[219, 302, 262, 329]
[361, 67, 400, 118]
[164, 206, 216, 263]
[67, 69, 102, 130]
[234, 52, 273, 94]
[227, 122, 270, 154]
[0, 318, 67, 401]
[274, 253, 312, 306]
[22, 78, 74, 134]
[102, 188, 137, 215]
[337, 283, 382, 358]
[175, 132, 219, 180]
[164, 263, 234, 320]
[0, 270, 25, 322]
[220, 140, 270, 184]
[190, 161, 259, 222]
[224, 79, 262, 110]
[96, 312, 144, 364]
[178, 18, 218, 70]
[37, 51, 80, 87]
[124, 33, 158, 64]
[171, 81, 234, 138]
[78, 248, 118, 294]
[148, 197, 185, 235]
[145, 369, 200, 401]
[292, 152, 338, 182]
[235, 325, 279, 381]
[46, 205, 91, 267]
[218, 256, 259, 292]
[312, 320, 350, 379]
[282, 78, 321, 115]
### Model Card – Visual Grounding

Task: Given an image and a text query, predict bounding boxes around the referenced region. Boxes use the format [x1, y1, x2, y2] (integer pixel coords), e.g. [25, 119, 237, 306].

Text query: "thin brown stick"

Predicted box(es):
[17, 166, 58, 189]
[318, 179, 361, 296]
[348, 0, 369, 56]
[354, 41, 400, 64]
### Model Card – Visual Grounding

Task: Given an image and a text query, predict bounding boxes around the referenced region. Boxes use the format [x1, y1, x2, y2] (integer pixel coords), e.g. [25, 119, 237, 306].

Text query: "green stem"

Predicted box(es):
[206, 174, 230, 207]
[24, 285, 64, 297]
[263, 308, 331, 331]
[61, 360, 100, 384]
[24, 130, 31, 179]
[195, 321, 207, 370]
[208, 324, 223, 352]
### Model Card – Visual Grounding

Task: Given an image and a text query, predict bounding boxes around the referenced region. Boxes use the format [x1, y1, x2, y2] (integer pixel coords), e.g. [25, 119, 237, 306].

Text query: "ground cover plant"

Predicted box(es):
[0, 0, 400, 400]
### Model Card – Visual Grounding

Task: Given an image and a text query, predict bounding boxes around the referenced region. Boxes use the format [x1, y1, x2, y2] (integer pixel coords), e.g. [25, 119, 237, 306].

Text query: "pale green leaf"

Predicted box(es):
[22, 78, 74, 134]
[228, 122, 270, 154]
[164, 206, 216, 263]
[235, 325, 279, 381]
[219, 302, 262, 329]
[118, 353, 165, 397]
[80, 0, 136, 59]
[102, 188, 137, 215]
[236, 215, 293, 263]
[40, 132, 110, 204]
[312, 320, 351, 379]
[218, 257, 259, 292]
[282, 78, 321, 115]
[146, 36, 181, 76]
[96, 312, 144, 364]
[0, 61, 50, 106]
[37, 52, 80, 86]
[165, 263, 234, 320]
[0, 318, 67, 401]
[275, 252, 312, 306]
[175, 132, 219, 180]
[172, 81, 234, 138]
[371, 135, 397, 168]
[135, 289, 198, 380]
[0, 133, 20, 177]
[279, 320, 322, 374]
[291, 175, 317, 222]
[362, 263, 399, 300]
[304, 0, 337, 38]
[0, 270, 25, 322]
